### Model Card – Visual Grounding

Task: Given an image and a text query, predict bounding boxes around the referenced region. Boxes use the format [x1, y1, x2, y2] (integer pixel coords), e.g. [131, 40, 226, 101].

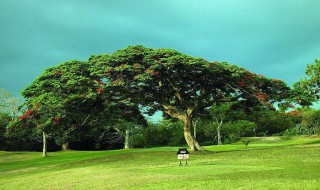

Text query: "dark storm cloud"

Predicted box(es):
[0, 0, 319, 97]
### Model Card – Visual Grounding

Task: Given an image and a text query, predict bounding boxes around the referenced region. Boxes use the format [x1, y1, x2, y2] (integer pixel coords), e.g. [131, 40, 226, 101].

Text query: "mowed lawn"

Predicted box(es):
[1, 136, 320, 190]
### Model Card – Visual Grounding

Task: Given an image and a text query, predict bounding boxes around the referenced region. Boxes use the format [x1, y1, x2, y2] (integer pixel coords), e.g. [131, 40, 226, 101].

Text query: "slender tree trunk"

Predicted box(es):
[61, 142, 69, 151]
[214, 118, 223, 145]
[193, 118, 198, 140]
[182, 115, 204, 151]
[217, 124, 222, 145]
[124, 128, 131, 149]
[42, 131, 47, 157]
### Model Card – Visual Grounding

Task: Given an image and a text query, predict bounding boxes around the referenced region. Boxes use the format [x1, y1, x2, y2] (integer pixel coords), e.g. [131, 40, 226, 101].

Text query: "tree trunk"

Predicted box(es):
[193, 124, 197, 140]
[61, 142, 69, 151]
[214, 118, 223, 145]
[162, 104, 203, 151]
[217, 124, 222, 145]
[124, 128, 131, 149]
[42, 132, 47, 157]
[182, 115, 204, 151]
[193, 118, 198, 140]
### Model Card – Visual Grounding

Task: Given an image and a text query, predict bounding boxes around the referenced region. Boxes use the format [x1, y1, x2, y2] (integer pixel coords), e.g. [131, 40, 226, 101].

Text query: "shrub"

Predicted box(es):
[301, 109, 320, 135]
[223, 120, 257, 143]
[241, 138, 251, 149]
[282, 124, 312, 139]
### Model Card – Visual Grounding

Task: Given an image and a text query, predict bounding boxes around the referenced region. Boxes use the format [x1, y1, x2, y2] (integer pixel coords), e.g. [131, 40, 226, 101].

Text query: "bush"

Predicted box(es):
[241, 138, 251, 149]
[132, 121, 185, 148]
[282, 124, 312, 139]
[222, 120, 257, 143]
[301, 109, 320, 135]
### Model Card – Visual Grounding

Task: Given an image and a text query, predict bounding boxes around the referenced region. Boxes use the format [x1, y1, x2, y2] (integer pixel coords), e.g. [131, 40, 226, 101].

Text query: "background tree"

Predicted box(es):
[133, 119, 184, 148]
[301, 109, 320, 134]
[205, 102, 234, 145]
[0, 112, 11, 150]
[222, 120, 256, 144]
[0, 88, 21, 120]
[292, 59, 320, 107]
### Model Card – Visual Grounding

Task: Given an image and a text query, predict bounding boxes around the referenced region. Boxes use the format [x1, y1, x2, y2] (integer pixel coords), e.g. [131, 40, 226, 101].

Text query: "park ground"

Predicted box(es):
[0, 136, 320, 190]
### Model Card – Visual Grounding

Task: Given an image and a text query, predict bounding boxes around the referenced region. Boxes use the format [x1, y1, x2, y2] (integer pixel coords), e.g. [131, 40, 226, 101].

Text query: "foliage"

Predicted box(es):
[301, 109, 320, 134]
[0, 112, 10, 150]
[0, 88, 22, 119]
[133, 120, 184, 148]
[293, 59, 320, 107]
[220, 120, 256, 144]
[281, 124, 312, 140]
[248, 110, 297, 136]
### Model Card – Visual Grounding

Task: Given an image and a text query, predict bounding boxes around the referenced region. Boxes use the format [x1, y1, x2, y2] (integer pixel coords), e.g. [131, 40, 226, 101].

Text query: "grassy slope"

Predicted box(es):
[0, 136, 320, 190]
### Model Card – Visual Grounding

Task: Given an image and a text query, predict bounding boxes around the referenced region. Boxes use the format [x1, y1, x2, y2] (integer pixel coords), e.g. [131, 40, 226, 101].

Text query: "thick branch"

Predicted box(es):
[167, 78, 183, 102]
[162, 104, 184, 120]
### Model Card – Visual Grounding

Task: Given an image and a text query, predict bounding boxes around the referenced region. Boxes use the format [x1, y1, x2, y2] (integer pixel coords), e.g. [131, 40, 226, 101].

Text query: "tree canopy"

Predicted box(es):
[89, 45, 291, 150]
[9, 45, 292, 152]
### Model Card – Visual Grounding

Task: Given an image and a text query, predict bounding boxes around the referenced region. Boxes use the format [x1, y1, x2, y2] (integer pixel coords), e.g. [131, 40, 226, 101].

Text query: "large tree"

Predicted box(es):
[89, 45, 291, 151]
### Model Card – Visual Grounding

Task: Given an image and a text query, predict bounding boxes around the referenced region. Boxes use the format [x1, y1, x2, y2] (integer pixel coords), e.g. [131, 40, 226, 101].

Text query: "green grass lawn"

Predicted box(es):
[1, 136, 320, 190]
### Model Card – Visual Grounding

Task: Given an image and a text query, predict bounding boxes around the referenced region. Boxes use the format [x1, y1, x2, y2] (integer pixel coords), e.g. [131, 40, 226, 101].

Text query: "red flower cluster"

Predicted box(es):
[238, 81, 245, 87]
[256, 93, 268, 103]
[97, 88, 103, 93]
[150, 70, 159, 76]
[105, 100, 110, 104]
[245, 75, 252, 80]
[55, 117, 60, 124]
[19, 115, 26, 120]
[26, 109, 32, 116]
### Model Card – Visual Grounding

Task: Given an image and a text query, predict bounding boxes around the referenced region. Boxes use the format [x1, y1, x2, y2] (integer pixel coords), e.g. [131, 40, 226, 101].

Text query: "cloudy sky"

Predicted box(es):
[1, 0, 320, 98]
